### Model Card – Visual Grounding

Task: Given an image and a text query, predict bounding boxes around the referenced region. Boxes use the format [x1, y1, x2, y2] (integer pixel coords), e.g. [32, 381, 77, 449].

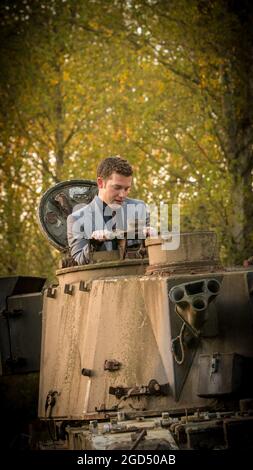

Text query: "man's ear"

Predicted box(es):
[97, 176, 104, 189]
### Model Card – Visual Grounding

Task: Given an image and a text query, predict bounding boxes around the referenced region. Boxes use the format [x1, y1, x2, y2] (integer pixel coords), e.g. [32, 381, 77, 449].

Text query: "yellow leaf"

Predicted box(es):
[63, 71, 70, 81]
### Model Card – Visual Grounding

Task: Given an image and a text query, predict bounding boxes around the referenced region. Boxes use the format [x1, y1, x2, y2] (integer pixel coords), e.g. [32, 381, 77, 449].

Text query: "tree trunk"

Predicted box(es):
[54, 62, 65, 179]
[229, 170, 253, 263]
[220, 1, 253, 262]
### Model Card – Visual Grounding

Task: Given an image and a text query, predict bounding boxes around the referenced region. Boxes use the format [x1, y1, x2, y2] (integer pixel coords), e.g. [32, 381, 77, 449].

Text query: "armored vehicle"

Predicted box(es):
[0, 276, 46, 449]
[1, 179, 253, 450]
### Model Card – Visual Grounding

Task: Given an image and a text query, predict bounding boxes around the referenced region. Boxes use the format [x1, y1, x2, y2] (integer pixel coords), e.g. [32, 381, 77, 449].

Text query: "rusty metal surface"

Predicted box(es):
[63, 410, 253, 450]
[39, 265, 253, 422]
[145, 232, 220, 267]
[66, 416, 179, 450]
[39, 276, 175, 418]
[56, 258, 148, 275]
[146, 261, 224, 276]
[36, 226, 253, 449]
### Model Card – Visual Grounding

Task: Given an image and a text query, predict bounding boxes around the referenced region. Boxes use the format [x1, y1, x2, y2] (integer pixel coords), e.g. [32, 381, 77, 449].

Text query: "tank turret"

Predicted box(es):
[36, 180, 253, 450]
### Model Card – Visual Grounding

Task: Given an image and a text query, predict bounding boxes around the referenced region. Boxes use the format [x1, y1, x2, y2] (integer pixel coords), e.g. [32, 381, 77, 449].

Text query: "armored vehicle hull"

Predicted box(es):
[38, 246, 253, 449]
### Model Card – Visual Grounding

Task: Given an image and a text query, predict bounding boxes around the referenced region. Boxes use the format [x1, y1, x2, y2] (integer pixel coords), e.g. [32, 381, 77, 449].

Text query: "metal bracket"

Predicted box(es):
[64, 284, 74, 295]
[79, 280, 91, 292]
[109, 379, 170, 399]
[210, 352, 220, 376]
[47, 287, 57, 298]
[104, 359, 121, 371]
[81, 368, 92, 377]
[45, 390, 59, 418]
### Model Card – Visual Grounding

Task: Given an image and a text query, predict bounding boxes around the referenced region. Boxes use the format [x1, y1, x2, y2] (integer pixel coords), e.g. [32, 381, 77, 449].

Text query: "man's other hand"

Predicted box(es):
[142, 226, 157, 238]
[91, 229, 115, 241]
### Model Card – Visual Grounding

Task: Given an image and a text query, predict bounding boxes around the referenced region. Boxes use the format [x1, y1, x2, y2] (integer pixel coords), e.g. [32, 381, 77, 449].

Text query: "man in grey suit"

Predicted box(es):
[67, 156, 151, 265]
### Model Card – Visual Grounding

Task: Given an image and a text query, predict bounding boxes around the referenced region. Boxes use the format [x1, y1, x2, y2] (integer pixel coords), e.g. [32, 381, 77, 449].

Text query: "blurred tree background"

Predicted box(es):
[1, 0, 253, 278]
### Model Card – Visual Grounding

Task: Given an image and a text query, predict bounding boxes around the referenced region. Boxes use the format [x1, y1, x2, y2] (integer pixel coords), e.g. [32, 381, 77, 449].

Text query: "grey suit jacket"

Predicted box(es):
[67, 195, 149, 265]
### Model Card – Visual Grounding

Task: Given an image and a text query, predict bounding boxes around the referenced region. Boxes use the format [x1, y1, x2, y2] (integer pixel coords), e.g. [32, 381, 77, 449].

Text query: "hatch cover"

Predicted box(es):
[37, 179, 97, 251]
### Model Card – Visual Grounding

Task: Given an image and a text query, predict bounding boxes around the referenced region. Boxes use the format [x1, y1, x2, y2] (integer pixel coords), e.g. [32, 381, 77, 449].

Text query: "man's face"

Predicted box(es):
[97, 172, 132, 207]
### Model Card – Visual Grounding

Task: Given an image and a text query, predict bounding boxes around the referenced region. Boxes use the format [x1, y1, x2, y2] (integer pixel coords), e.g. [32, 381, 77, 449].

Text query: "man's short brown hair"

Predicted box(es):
[97, 156, 133, 179]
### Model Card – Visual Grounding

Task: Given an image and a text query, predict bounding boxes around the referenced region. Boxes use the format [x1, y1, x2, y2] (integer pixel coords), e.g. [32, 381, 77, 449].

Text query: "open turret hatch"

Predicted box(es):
[37, 179, 98, 251]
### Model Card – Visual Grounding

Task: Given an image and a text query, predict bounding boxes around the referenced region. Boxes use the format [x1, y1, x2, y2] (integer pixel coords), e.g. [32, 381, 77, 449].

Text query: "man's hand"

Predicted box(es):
[91, 229, 115, 241]
[142, 226, 157, 238]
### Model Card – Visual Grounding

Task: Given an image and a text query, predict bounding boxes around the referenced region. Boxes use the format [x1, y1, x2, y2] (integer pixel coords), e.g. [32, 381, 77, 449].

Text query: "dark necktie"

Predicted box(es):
[103, 205, 117, 249]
